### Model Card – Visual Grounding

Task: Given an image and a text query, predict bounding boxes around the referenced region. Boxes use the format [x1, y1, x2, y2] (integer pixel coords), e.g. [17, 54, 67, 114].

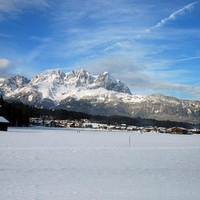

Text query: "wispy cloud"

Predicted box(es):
[0, 33, 16, 38]
[82, 55, 145, 75]
[80, 54, 200, 99]
[119, 69, 200, 99]
[159, 55, 200, 65]
[155, 1, 198, 28]
[144, 1, 198, 34]
[25, 44, 47, 63]
[0, 0, 200, 100]
[29, 36, 51, 43]
[175, 55, 200, 62]
[0, 0, 49, 21]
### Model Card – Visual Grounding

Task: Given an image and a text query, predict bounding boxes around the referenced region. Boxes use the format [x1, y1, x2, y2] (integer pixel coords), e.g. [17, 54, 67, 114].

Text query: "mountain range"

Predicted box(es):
[0, 69, 200, 124]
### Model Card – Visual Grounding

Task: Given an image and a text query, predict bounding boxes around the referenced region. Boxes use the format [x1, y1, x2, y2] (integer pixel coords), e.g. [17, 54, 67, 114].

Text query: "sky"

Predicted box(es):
[0, 0, 200, 100]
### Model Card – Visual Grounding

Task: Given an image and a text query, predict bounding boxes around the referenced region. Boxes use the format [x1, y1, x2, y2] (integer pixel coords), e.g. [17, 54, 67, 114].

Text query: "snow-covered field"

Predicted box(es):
[0, 127, 200, 200]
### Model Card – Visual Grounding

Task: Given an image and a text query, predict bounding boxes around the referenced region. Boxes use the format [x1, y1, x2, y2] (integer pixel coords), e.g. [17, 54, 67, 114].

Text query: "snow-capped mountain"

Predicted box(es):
[0, 75, 29, 96]
[128, 94, 200, 124]
[1, 69, 134, 107]
[1, 69, 200, 124]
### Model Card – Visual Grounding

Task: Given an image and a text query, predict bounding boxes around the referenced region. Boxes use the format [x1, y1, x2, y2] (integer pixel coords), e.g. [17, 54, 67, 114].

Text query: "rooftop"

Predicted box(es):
[0, 116, 9, 123]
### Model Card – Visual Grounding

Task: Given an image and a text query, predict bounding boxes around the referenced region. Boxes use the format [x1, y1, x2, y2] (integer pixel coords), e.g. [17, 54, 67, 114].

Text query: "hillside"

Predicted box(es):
[1, 69, 200, 124]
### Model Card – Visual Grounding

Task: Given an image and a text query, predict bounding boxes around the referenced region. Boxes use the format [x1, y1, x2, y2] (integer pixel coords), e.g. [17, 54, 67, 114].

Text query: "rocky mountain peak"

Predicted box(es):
[30, 70, 65, 85]
[1, 69, 131, 95]
[65, 69, 95, 87]
[1, 69, 200, 124]
[0, 75, 29, 96]
[8, 75, 29, 88]
[94, 72, 132, 95]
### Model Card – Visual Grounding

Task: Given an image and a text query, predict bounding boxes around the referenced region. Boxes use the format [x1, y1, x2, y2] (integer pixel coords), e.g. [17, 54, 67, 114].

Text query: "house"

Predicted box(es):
[0, 116, 9, 131]
[44, 120, 55, 127]
[171, 127, 188, 134]
[127, 126, 135, 131]
[121, 124, 127, 130]
[149, 127, 158, 133]
[107, 125, 115, 130]
[67, 121, 76, 128]
[188, 129, 200, 134]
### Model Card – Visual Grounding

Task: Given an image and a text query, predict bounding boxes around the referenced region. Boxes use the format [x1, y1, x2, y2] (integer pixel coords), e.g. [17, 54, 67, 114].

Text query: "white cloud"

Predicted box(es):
[82, 55, 146, 75]
[0, 0, 199, 100]
[0, 58, 14, 77]
[142, 1, 199, 35]
[155, 1, 198, 28]
[0, 58, 12, 69]
[79, 54, 200, 99]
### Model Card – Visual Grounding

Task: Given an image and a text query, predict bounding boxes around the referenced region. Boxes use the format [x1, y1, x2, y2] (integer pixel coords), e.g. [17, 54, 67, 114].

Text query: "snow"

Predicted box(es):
[38, 83, 144, 103]
[1, 127, 200, 200]
[1, 69, 145, 106]
[0, 116, 9, 123]
[31, 81, 144, 103]
[28, 95, 33, 102]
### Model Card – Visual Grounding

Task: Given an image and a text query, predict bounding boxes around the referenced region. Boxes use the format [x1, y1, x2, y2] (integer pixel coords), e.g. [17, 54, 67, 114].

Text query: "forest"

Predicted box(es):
[0, 96, 199, 129]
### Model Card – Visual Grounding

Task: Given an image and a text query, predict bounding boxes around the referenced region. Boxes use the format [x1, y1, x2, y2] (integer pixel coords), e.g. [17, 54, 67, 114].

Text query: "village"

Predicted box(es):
[0, 115, 200, 134]
[1, 98, 200, 134]
[28, 117, 200, 135]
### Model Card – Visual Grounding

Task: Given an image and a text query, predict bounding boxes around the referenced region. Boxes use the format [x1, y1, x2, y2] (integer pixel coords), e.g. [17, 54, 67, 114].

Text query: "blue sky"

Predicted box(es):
[0, 0, 200, 100]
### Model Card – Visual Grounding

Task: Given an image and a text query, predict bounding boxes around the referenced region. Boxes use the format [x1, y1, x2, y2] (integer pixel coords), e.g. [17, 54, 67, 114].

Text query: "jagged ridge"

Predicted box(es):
[1, 69, 200, 124]
[28, 69, 132, 94]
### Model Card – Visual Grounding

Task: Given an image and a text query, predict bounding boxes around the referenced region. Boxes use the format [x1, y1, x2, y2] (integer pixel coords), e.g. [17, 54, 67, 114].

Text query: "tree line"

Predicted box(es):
[0, 96, 91, 127]
[0, 96, 199, 128]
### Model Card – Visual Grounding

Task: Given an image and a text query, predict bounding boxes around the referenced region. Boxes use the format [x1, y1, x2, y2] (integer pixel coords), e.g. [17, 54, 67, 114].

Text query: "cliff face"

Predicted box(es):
[1, 70, 200, 124]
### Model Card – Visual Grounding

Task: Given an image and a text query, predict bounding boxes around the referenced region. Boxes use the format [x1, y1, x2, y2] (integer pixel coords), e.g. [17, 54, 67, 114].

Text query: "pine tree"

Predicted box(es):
[0, 95, 4, 116]
[17, 107, 23, 127]
[11, 105, 17, 126]
[23, 106, 30, 127]
[0, 95, 3, 103]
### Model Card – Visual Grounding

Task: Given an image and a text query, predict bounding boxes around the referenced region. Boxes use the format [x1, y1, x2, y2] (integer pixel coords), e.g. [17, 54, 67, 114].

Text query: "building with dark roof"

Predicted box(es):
[0, 116, 9, 131]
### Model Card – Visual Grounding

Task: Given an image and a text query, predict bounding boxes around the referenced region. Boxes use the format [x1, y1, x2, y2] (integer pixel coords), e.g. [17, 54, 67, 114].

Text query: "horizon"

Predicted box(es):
[0, 0, 200, 100]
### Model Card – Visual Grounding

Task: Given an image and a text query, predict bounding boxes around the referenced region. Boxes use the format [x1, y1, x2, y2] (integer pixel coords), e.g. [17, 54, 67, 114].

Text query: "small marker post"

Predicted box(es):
[129, 136, 131, 147]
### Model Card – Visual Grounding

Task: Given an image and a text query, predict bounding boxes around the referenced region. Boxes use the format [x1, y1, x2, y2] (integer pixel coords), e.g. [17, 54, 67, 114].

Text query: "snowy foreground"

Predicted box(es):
[1, 127, 200, 200]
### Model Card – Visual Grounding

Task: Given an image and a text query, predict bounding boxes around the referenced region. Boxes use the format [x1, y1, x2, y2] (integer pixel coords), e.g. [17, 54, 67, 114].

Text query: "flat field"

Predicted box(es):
[0, 127, 200, 200]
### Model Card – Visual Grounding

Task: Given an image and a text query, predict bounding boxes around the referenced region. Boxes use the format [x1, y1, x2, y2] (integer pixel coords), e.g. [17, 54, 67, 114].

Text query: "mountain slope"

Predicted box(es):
[0, 75, 29, 96]
[1, 69, 200, 124]
[129, 94, 200, 124]
[1, 69, 134, 108]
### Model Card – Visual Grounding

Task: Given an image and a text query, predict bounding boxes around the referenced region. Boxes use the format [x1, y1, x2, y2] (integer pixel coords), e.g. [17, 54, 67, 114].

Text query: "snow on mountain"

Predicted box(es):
[64, 69, 95, 87]
[91, 71, 131, 94]
[1, 69, 137, 107]
[14, 69, 132, 104]
[30, 70, 65, 85]
[29, 69, 132, 94]
[129, 94, 200, 124]
[0, 75, 29, 96]
[1, 69, 200, 124]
